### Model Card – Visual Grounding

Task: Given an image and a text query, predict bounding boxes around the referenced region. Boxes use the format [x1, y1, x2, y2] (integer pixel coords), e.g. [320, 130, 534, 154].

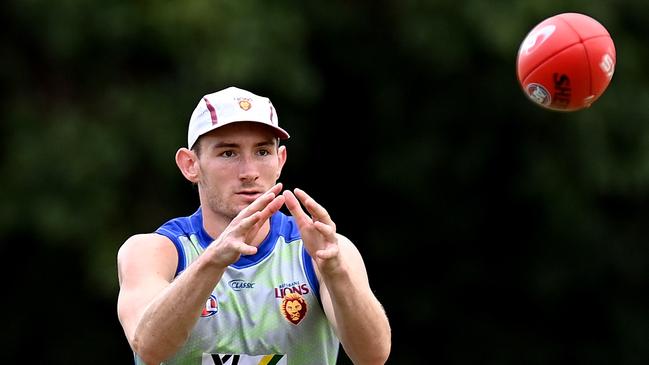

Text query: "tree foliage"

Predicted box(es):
[2, 0, 648, 363]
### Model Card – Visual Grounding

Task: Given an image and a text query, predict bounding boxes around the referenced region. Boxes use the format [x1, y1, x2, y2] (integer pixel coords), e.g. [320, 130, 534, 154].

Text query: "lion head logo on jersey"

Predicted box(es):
[280, 292, 307, 325]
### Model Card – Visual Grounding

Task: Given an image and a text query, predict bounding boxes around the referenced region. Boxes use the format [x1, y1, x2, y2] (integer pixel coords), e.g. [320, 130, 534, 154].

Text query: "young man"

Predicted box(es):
[116, 86, 391, 365]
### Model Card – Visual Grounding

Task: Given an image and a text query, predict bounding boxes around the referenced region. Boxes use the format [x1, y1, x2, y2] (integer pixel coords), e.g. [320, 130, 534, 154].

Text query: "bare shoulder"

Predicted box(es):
[118, 233, 176, 260]
[117, 233, 178, 285]
[116, 233, 180, 344]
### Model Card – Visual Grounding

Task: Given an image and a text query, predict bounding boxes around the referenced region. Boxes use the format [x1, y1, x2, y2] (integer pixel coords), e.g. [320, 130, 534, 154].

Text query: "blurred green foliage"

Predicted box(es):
[2, 0, 648, 364]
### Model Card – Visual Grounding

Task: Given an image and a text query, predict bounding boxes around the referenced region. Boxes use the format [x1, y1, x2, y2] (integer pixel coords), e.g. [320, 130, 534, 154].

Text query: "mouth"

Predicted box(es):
[235, 190, 263, 201]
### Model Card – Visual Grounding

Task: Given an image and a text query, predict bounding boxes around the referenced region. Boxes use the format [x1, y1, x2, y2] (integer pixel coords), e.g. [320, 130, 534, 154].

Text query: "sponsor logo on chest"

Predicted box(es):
[200, 280, 313, 325]
[273, 281, 310, 298]
[228, 279, 255, 291]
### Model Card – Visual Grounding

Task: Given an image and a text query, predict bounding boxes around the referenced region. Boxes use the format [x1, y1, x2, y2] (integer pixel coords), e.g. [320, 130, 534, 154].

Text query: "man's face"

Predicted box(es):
[195, 122, 286, 220]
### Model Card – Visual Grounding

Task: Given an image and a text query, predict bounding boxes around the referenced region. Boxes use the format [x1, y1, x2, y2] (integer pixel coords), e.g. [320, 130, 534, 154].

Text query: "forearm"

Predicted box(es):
[323, 269, 391, 365]
[132, 258, 225, 364]
[282, 189, 390, 363]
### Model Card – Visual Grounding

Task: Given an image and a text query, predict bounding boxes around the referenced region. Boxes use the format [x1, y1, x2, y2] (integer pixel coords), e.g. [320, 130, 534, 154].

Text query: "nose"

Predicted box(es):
[238, 154, 259, 182]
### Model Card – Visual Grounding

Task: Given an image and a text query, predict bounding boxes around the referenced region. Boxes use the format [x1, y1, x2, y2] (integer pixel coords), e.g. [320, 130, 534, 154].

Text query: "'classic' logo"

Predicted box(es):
[228, 279, 255, 291]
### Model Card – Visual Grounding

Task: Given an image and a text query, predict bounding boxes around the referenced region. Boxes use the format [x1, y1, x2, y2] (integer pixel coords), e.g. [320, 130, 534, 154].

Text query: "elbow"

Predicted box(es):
[368, 340, 392, 365]
[131, 333, 165, 365]
[349, 336, 392, 365]
[362, 321, 391, 364]
[377, 340, 392, 364]
[131, 329, 189, 365]
[370, 329, 392, 364]
[354, 352, 391, 365]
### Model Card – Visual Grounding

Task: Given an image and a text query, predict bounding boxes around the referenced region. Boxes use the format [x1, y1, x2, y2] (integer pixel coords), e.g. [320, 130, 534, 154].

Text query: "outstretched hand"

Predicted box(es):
[210, 183, 285, 267]
[282, 188, 341, 273]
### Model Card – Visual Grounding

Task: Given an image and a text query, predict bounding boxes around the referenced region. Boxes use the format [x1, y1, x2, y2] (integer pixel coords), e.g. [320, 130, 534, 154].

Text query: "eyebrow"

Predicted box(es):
[210, 140, 276, 149]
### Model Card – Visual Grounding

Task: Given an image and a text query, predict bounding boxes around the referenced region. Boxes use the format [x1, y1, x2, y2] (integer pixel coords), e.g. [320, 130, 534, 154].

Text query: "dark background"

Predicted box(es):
[2, 1, 648, 364]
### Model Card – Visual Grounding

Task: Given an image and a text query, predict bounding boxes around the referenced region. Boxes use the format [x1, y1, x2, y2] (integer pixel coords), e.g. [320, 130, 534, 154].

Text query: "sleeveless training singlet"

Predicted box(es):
[134, 209, 340, 365]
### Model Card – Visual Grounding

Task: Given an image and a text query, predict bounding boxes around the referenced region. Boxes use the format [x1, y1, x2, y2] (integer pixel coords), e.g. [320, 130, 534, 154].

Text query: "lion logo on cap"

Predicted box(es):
[280, 292, 307, 325]
[238, 98, 252, 111]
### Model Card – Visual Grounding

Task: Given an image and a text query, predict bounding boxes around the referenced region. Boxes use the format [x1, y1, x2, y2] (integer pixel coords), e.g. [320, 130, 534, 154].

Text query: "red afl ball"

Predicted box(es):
[516, 13, 616, 111]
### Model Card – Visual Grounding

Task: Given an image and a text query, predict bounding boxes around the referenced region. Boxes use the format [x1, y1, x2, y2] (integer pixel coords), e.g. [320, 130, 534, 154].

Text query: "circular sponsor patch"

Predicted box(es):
[526, 83, 551, 106]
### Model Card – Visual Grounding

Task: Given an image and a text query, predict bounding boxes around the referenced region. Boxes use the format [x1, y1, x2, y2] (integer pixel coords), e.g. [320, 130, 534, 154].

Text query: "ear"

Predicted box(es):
[276, 145, 287, 180]
[175, 148, 200, 183]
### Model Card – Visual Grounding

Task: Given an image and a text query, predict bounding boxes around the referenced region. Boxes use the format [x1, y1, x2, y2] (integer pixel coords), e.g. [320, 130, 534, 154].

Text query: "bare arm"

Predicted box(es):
[318, 234, 391, 365]
[117, 185, 285, 364]
[117, 233, 226, 364]
[283, 189, 391, 365]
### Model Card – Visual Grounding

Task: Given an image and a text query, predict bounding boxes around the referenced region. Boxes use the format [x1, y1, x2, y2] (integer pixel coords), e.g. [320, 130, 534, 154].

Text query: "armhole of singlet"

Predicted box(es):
[302, 246, 323, 308]
[154, 230, 185, 277]
[174, 240, 186, 276]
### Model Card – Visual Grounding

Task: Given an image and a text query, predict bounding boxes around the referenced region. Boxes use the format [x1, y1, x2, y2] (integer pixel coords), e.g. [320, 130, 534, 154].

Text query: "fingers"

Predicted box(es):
[284, 189, 341, 266]
[283, 188, 336, 229]
[314, 221, 336, 239]
[294, 188, 334, 226]
[236, 210, 264, 232]
[236, 183, 284, 222]
[267, 182, 283, 196]
[211, 184, 283, 264]
[251, 194, 285, 225]
[313, 221, 337, 259]
[282, 190, 312, 224]
[217, 212, 261, 261]
[315, 246, 339, 260]
[238, 244, 258, 256]
[263, 194, 286, 217]
[245, 195, 285, 242]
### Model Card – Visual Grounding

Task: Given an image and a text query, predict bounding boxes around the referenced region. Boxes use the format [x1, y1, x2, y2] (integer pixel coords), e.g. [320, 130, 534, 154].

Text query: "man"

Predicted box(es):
[116, 86, 391, 365]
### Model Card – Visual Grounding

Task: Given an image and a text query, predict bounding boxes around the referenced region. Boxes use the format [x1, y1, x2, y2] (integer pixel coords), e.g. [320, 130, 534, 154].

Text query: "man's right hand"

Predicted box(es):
[207, 183, 286, 267]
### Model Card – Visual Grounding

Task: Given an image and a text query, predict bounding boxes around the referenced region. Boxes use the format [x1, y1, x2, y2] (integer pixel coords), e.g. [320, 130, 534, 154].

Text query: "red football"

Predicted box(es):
[516, 13, 616, 111]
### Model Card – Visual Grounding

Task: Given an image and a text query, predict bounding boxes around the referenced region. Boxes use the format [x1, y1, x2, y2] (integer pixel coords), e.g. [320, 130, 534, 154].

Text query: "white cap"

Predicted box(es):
[187, 86, 290, 149]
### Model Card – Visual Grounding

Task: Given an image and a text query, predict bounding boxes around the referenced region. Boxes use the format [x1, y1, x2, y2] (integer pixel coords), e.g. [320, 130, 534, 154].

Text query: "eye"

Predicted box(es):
[221, 150, 236, 158]
[257, 149, 271, 157]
